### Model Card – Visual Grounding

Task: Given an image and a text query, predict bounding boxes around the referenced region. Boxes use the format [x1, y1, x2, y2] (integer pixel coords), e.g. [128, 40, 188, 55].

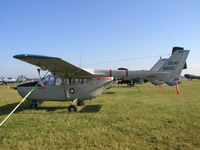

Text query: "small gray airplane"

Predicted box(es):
[0, 77, 18, 85]
[13, 47, 190, 112]
[0, 75, 31, 85]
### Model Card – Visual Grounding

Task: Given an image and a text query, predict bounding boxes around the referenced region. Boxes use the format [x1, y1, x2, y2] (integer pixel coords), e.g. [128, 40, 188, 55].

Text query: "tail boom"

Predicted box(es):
[91, 48, 189, 86]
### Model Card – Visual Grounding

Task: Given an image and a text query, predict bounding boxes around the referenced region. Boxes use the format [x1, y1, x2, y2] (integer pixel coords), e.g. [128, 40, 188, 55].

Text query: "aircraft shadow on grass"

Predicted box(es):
[0, 102, 28, 115]
[104, 92, 115, 94]
[79, 105, 102, 113]
[0, 102, 102, 115]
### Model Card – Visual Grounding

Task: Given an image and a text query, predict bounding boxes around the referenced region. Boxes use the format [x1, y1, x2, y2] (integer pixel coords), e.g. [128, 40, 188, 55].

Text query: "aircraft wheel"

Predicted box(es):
[130, 82, 135, 87]
[128, 81, 135, 87]
[77, 101, 84, 106]
[30, 101, 39, 109]
[68, 105, 77, 112]
[34, 102, 39, 109]
[30, 103, 34, 108]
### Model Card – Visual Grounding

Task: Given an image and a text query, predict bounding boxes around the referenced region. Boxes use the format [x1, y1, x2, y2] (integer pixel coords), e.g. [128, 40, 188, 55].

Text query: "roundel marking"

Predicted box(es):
[69, 88, 76, 94]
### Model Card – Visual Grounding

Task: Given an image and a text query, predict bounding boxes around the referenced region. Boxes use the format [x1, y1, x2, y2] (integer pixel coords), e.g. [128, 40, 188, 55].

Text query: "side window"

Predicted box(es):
[75, 79, 79, 84]
[63, 78, 70, 85]
[55, 77, 62, 86]
[48, 77, 55, 86]
[79, 79, 83, 84]
[69, 78, 76, 85]
[72, 79, 75, 84]
[79, 79, 87, 84]
[83, 79, 87, 83]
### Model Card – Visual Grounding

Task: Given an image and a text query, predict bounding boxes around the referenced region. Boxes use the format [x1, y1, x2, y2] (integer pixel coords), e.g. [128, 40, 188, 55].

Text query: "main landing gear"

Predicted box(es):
[29, 99, 84, 112]
[77, 100, 84, 106]
[67, 99, 85, 112]
[68, 105, 78, 112]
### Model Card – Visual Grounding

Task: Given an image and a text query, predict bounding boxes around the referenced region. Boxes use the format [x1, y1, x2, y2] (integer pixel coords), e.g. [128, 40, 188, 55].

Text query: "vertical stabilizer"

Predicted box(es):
[158, 49, 189, 85]
[150, 58, 168, 71]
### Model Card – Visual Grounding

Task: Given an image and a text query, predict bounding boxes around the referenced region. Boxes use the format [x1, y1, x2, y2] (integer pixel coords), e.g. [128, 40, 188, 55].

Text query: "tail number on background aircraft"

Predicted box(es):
[163, 61, 179, 70]
[168, 61, 179, 65]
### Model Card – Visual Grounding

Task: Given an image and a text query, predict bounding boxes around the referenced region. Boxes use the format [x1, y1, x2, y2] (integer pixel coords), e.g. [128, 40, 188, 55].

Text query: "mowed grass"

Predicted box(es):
[0, 81, 200, 150]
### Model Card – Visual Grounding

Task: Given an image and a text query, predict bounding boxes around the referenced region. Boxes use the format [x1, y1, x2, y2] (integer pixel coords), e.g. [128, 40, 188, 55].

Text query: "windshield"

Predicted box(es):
[42, 75, 62, 86]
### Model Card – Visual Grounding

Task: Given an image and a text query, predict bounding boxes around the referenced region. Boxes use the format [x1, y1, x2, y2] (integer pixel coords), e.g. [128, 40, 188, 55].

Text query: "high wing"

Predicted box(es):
[13, 54, 94, 78]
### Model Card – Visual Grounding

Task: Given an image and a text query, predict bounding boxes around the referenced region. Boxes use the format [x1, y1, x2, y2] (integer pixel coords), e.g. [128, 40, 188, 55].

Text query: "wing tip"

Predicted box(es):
[13, 54, 59, 59]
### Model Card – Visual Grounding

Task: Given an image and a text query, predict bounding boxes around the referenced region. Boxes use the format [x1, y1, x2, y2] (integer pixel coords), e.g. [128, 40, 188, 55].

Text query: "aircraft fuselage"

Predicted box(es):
[16, 75, 114, 102]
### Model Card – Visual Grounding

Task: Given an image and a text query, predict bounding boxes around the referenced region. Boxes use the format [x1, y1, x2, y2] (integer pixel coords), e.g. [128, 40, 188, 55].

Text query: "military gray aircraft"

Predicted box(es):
[117, 47, 188, 87]
[13, 48, 190, 112]
[117, 68, 147, 87]
[184, 74, 200, 80]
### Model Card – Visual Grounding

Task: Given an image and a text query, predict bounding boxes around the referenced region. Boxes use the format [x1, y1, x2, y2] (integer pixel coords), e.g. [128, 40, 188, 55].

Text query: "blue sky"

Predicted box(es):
[1, 0, 200, 78]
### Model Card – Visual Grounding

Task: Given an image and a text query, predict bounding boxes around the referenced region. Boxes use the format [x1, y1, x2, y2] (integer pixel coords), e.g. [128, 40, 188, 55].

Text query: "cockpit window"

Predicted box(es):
[55, 77, 62, 85]
[41, 75, 62, 86]
[42, 75, 88, 86]
[49, 77, 55, 86]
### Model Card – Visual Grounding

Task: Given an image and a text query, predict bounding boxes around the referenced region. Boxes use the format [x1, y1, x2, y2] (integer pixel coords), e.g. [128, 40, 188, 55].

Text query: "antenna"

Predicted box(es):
[80, 49, 83, 68]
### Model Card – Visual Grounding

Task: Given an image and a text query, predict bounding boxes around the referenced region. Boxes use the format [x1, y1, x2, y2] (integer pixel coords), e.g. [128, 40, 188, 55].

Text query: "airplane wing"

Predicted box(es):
[13, 54, 94, 78]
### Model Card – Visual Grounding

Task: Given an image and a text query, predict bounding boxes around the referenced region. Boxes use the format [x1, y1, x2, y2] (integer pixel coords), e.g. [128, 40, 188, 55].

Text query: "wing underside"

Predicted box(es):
[13, 54, 94, 78]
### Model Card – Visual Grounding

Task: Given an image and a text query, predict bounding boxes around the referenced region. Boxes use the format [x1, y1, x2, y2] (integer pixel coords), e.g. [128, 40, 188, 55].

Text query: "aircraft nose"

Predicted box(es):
[17, 81, 39, 87]
[9, 86, 17, 90]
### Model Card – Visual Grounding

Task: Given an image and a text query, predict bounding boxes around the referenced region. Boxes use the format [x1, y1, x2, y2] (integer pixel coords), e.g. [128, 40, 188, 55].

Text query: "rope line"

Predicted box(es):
[0, 71, 49, 127]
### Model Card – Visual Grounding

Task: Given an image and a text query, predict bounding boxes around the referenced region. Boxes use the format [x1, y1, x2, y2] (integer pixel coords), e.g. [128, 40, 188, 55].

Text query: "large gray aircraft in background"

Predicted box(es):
[0, 77, 17, 85]
[117, 47, 188, 87]
[13, 47, 190, 112]
[184, 74, 200, 80]
[0, 75, 31, 85]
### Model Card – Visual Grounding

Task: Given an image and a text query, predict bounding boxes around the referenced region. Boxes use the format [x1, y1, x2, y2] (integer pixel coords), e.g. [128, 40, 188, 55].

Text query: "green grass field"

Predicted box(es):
[0, 81, 200, 150]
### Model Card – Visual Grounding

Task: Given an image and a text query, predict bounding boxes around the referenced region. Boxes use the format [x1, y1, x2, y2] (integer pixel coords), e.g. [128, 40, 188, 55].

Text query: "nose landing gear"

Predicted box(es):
[30, 100, 41, 109]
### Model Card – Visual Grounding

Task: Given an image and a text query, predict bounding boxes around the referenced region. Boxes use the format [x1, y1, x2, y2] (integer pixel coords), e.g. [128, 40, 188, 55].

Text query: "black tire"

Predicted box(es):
[30, 101, 39, 109]
[77, 101, 84, 106]
[30, 103, 34, 108]
[34, 103, 39, 109]
[68, 105, 77, 112]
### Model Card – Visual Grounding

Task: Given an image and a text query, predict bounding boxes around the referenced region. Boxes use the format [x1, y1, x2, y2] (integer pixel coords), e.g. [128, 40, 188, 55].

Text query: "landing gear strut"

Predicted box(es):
[30, 101, 40, 109]
[77, 100, 84, 106]
[68, 99, 78, 112]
